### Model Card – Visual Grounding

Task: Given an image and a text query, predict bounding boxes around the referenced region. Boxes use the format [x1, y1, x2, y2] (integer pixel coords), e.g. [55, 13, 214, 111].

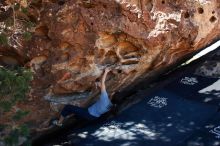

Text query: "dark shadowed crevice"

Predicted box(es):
[197, 7, 204, 14]
[209, 16, 217, 23]
[184, 12, 190, 18]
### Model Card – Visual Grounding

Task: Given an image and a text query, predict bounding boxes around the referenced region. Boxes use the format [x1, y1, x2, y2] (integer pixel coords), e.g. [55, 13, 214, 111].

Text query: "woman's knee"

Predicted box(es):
[63, 104, 73, 110]
[61, 105, 74, 117]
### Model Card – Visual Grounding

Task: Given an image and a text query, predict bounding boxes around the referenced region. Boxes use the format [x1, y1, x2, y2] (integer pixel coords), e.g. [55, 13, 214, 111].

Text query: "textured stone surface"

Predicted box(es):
[195, 49, 220, 78]
[195, 61, 220, 78]
[27, 0, 220, 96]
[0, 0, 220, 132]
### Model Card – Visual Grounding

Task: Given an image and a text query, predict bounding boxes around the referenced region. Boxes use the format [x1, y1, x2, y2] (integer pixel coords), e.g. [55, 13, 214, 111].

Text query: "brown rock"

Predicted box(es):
[0, 55, 20, 66]
[24, 0, 220, 96]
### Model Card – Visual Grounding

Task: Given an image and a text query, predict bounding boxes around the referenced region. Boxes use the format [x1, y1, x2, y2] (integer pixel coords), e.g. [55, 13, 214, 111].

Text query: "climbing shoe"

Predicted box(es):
[52, 120, 63, 127]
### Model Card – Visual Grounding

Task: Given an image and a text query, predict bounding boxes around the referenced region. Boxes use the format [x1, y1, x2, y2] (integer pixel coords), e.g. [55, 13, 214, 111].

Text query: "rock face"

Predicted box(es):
[27, 0, 220, 96]
[195, 49, 220, 78]
[0, 0, 220, 130]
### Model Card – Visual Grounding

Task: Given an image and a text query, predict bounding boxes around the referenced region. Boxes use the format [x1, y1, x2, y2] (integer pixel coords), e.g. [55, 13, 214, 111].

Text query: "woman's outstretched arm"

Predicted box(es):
[101, 68, 110, 92]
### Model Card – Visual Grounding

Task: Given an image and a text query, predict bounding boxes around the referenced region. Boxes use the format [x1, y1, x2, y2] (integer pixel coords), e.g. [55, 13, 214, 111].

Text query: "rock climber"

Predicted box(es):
[52, 68, 113, 126]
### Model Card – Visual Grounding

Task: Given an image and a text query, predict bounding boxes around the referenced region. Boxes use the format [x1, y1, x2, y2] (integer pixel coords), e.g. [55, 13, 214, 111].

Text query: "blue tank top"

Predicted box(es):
[88, 90, 112, 117]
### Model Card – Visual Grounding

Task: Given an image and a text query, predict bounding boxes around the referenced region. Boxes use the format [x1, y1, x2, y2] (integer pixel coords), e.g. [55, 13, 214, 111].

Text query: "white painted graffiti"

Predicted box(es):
[147, 96, 168, 108]
[103, 121, 124, 130]
[180, 77, 198, 85]
[209, 126, 220, 139]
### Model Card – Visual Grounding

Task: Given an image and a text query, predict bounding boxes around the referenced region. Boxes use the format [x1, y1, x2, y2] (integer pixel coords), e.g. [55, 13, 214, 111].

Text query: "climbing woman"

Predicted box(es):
[53, 67, 113, 126]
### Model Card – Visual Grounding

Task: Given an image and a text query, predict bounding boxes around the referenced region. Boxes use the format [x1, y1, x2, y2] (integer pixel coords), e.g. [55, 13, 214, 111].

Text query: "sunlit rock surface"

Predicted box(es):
[0, 0, 220, 132]
[29, 0, 220, 96]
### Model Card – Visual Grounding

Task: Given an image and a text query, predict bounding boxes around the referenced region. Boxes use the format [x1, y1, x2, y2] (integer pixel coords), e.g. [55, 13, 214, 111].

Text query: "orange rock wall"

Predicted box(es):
[1, 0, 220, 100]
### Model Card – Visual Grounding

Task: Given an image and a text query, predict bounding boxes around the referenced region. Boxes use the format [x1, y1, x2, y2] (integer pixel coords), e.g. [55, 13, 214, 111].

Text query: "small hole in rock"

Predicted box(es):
[212, 11, 215, 14]
[197, 7, 204, 14]
[117, 70, 122, 73]
[0, 8, 5, 11]
[209, 16, 217, 23]
[56, 57, 59, 61]
[162, 0, 165, 4]
[58, 0, 65, 5]
[91, 22, 93, 25]
[184, 12, 190, 18]
[103, 4, 107, 8]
